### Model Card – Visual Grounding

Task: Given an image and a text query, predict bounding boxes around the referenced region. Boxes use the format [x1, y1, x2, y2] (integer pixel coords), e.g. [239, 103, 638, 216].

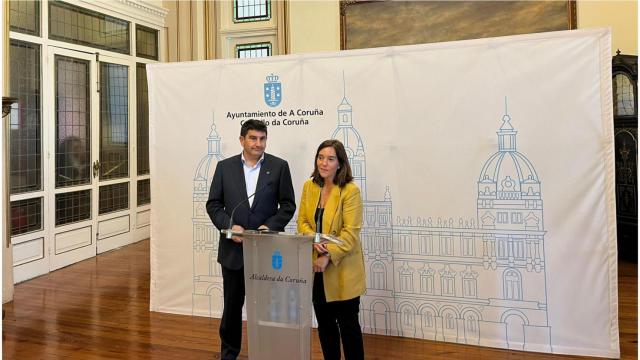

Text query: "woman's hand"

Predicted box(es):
[314, 243, 328, 254]
[313, 255, 330, 273]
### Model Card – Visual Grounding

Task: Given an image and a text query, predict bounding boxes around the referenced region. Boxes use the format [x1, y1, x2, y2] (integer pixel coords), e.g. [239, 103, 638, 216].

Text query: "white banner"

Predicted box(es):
[148, 29, 618, 357]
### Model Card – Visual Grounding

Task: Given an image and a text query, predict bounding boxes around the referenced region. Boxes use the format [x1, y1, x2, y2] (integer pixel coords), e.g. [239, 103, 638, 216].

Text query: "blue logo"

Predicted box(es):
[271, 250, 283, 271]
[264, 73, 282, 107]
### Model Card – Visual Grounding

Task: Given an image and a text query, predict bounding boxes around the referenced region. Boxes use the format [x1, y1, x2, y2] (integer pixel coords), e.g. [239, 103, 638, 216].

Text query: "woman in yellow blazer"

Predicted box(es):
[297, 139, 365, 360]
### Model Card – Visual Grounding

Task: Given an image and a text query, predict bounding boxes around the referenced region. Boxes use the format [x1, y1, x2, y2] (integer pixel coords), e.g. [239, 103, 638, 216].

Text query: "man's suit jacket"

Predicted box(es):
[206, 153, 296, 270]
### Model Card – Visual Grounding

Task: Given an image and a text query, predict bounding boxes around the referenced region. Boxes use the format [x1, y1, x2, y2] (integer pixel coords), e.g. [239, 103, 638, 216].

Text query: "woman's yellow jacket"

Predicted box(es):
[297, 179, 366, 302]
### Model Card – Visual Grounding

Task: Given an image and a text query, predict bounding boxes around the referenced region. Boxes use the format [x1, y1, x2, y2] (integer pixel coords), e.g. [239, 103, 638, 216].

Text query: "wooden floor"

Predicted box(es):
[3, 240, 637, 359]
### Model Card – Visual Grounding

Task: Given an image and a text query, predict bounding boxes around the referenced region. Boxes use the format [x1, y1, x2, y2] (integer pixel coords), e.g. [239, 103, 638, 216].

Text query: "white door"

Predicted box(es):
[47, 47, 98, 271]
[9, 0, 158, 283]
[94, 54, 135, 253]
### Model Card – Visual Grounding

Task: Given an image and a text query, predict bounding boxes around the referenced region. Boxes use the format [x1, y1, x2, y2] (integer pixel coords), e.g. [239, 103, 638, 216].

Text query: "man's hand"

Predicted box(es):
[313, 254, 330, 273]
[231, 225, 244, 243]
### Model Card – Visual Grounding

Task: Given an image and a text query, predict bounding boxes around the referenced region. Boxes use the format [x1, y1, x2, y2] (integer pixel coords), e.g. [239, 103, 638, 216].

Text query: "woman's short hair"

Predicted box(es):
[311, 139, 354, 187]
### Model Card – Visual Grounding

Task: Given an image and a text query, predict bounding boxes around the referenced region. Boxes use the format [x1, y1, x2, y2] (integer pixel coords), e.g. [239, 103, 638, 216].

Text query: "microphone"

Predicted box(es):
[226, 180, 274, 239]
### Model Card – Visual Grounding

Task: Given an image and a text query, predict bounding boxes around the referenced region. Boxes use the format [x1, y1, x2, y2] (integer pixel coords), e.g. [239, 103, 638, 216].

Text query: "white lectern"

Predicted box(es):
[221, 230, 341, 360]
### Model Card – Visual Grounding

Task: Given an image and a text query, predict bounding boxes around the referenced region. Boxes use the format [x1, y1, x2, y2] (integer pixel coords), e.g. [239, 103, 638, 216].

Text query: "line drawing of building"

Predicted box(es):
[191, 75, 552, 352]
[192, 114, 225, 317]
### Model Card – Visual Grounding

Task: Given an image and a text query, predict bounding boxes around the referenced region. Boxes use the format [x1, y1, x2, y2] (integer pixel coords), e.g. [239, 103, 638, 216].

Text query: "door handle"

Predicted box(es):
[93, 160, 101, 178]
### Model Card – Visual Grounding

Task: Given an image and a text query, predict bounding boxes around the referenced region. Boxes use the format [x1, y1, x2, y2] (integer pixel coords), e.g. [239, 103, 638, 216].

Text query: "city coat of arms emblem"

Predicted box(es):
[264, 73, 282, 107]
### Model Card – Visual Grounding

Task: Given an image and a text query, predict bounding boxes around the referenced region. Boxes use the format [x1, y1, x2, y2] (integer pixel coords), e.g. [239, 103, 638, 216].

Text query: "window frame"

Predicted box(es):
[236, 42, 272, 59]
[233, 0, 272, 23]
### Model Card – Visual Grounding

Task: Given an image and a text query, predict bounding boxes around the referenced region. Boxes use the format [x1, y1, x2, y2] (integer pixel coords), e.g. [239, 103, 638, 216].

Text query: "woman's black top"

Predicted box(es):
[314, 207, 325, 233]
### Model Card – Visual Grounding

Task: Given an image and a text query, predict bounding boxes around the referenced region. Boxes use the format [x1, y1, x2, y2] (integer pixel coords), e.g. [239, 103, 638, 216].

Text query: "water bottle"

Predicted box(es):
[288, 285, 298, 323]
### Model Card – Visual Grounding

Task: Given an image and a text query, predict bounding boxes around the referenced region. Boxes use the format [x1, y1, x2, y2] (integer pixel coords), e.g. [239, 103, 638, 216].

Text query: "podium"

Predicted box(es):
[234, 230, 314, 360]
[221, 230, 343, 360]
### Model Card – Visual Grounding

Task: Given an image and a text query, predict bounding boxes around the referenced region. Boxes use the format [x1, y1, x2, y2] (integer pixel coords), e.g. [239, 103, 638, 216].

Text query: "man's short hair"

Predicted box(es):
[240, 119, 268, 137]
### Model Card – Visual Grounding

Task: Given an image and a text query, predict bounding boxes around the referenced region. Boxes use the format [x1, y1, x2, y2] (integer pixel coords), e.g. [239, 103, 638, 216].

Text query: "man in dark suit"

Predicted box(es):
[206, 119, 296, 360]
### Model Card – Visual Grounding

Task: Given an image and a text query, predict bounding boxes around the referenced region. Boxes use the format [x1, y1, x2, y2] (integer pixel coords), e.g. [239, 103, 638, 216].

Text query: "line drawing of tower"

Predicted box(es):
[332, 71, 367, 200]
[192, 112, 226, 317]
[331, 72, 396, 335]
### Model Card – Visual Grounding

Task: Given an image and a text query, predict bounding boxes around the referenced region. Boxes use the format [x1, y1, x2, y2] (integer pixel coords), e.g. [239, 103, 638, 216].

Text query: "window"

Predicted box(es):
[613, 73, 635, 116]
[55, 55, 91, 188]
[10, 0, 40, 36]
[463, 278, 477, 298]
[445, 313, 455, 329]
[99, 182, 129, 215]
[234, 0, 271, 23]
[420, 273, 434, 294]
[441, 276, 455, 296]
[9, 40, 42, 194]
[423, 312, 434, 328]
[420, 235, 433, 255]
[465, 315, 478, 332]
[366, 210, 375, 226]
[49, 1, 130, 54]
[402, 307, 414, 327]
[461, 237, 474, 256]
[236, 42, 271, 59]
[137, 179, 151, 206]
[136, 63, 150, 175]
[99, 62, 129, 180]
[136, 25, 159, 60]
[371, 262, 385, 289]
[400, 273, 413, 292]
[10, 197, 43, 236]
[504, 269, 523, 300]
[511, 212, 523, 224]
[440, 236, 454, 256]
[497, 239, 507, 258]
[373, 236, 383, 252]
[399, 234, 411, 253]
[513, 240, 525, 259]
[55, 190, 91, 226]
[497, 212, 508, 223]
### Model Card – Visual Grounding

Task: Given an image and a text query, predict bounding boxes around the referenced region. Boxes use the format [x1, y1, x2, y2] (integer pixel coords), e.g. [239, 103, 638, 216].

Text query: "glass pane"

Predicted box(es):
[614, 130, 638, 218]
[136, 25, 158, 60]
[234, 0, 271, 23]
[136, 63, 150, 175]
[613, 73, 636, 116]
[237, 43, 271, 59]
[99, 182, 129, 214]
[137, 179, 150, 206]
[49, 1, 130, 55]
[100, 62, 129, 180]
[10, 197, 43, 236]
[9, 40, 42, 194]
[55, 55, 91, 188]
[9, 0, 40, 36]
[55, 190, 91, 226]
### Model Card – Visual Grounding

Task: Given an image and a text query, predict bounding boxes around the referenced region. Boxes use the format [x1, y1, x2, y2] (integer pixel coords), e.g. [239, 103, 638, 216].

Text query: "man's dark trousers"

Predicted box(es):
[220, 266, 245, 360]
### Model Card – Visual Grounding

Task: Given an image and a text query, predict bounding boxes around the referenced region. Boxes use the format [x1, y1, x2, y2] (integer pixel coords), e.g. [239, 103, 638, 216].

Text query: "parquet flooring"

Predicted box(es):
[3, 240, 637, 359]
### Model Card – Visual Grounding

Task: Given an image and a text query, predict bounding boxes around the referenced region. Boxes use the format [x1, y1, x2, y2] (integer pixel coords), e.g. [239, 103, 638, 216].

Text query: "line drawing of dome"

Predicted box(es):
[194, 120, 224, 183]
[192, 112, 225, 317]
[478, 98, 541, 200]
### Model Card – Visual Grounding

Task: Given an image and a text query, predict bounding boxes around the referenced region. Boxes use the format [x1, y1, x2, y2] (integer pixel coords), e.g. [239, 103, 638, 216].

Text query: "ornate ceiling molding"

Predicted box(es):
[79, 0, 168, 27]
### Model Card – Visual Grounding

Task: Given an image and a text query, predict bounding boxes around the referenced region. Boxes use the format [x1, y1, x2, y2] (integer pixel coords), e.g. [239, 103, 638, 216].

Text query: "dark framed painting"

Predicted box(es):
[340, 0, 577, 50]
